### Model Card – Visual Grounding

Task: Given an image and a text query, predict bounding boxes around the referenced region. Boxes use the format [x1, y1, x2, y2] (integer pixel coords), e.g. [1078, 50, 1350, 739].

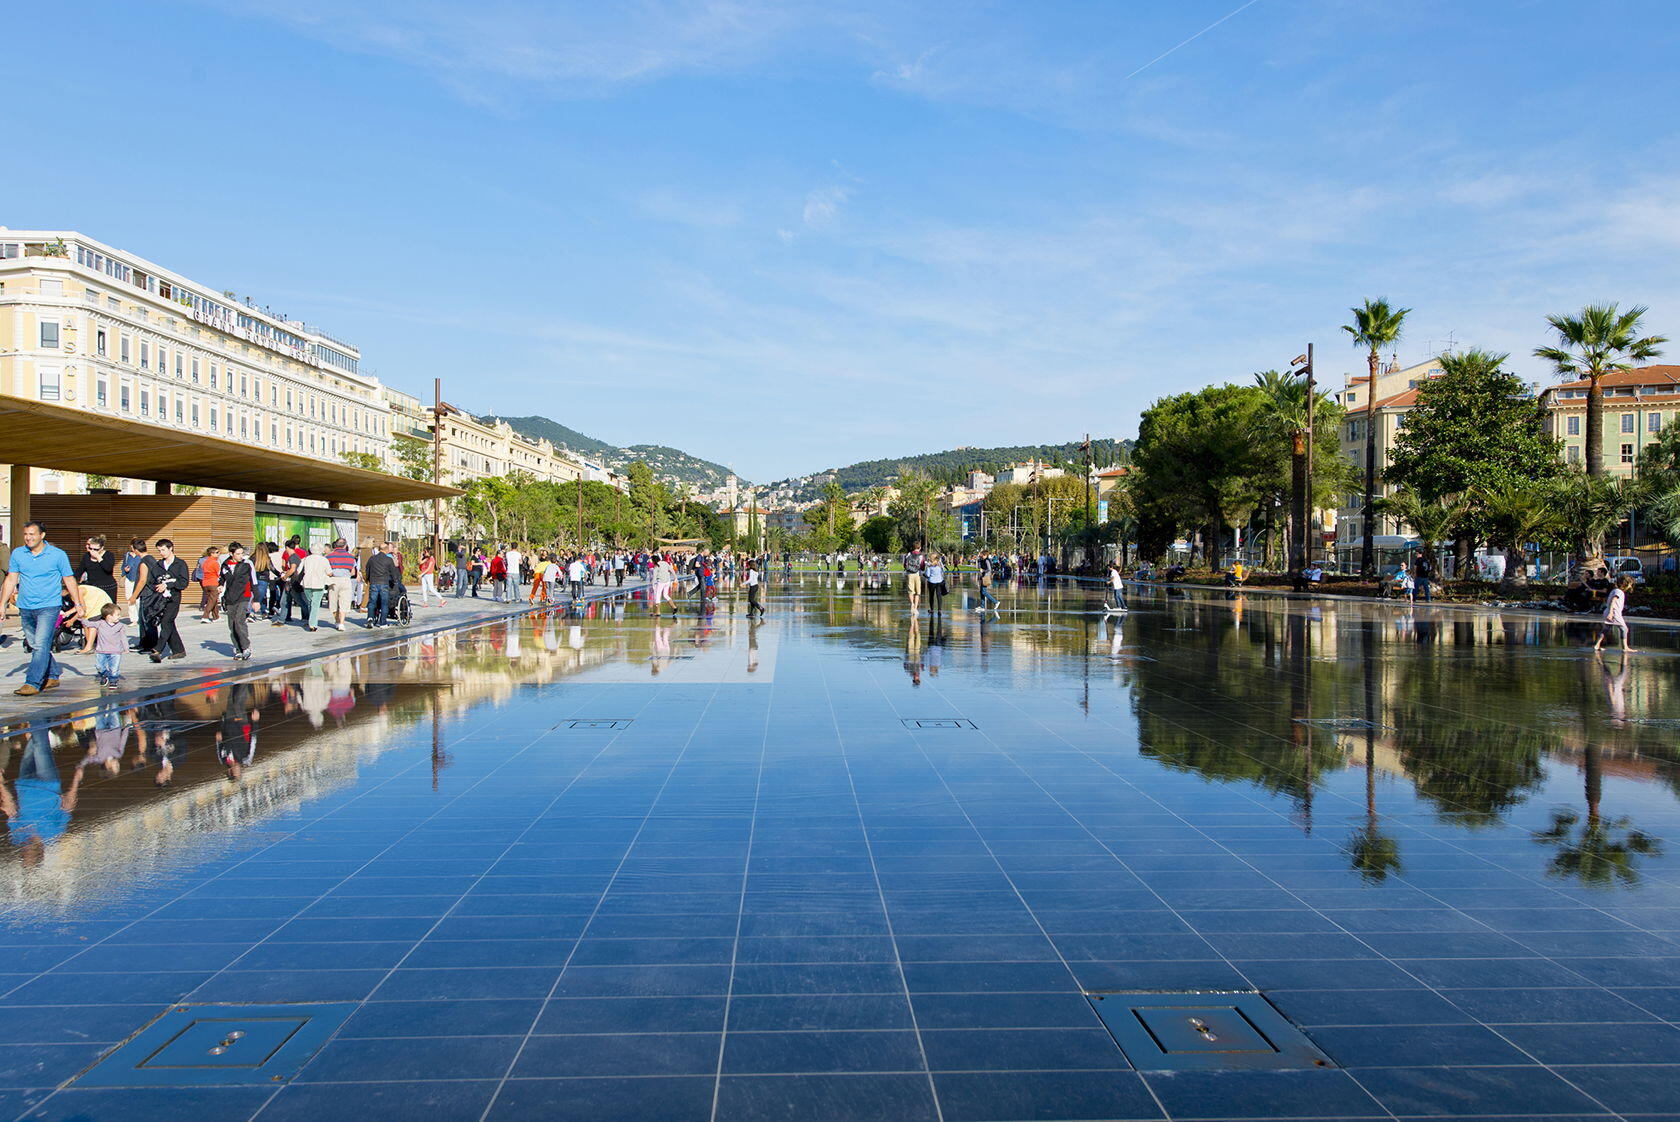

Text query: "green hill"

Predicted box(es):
[486, 415, 736, 488]
[777, 438, 1132, 498]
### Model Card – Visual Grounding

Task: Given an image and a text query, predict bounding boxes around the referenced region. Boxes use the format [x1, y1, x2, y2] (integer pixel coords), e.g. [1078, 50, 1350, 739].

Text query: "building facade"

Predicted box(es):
[2, 230, 387, 514]
[1538, 365, 1680, 476]
[1334, 356, 1445, 546]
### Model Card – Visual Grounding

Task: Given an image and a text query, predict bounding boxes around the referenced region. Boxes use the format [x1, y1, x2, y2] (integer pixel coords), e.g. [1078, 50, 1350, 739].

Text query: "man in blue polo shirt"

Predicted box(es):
[1, 521, 82, 696]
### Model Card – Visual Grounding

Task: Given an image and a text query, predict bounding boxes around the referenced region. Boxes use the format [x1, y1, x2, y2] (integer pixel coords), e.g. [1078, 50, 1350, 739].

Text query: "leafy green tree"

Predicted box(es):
[859, 515, 897, 554]
[1535, 303, 1667, 477]
[1129, 385, 1271, 562]
[1343, 298, 1411, 574]
[626, 461, 670, 546]
[390, 434, 434, 482]
[1385, 349, 1561, 573]
[1477, 479, 1563, 594]
[1374, 489, 1467, 576]
[339, 451, 384, 472]
[1552, 472, 1644, 560]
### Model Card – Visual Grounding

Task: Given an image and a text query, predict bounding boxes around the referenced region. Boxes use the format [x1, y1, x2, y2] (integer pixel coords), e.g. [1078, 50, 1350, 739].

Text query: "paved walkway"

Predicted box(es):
[0, 580, 647, 730]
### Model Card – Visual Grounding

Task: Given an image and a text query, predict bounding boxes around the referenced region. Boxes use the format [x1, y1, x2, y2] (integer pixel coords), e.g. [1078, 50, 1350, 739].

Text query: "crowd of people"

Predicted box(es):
[0, 523, 800, 700]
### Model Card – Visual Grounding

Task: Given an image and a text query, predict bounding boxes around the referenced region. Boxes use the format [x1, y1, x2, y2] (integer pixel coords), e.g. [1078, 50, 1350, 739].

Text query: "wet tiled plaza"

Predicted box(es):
[1, 577, 1678, 1122]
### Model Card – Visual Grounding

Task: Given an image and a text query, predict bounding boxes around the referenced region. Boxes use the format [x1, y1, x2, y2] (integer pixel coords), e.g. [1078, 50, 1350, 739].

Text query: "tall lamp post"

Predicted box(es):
[430, 379, 460, 564]
[1289, 346, 1315, 571]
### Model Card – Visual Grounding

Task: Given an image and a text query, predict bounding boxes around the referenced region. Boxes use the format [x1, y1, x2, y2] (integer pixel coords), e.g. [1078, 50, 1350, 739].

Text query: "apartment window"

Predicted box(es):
[139, 341, 149, 369]
[40, 278, 62, 297]
[210, 407, 219, 432]
[191, 358, 200, 383]
[38, 369, 61, 402]
[191, 402, 200, 427]
[1622, 443, 1635, 463]
[120, 336, 131, 363]
[210, 364, 219, 389]
[140, 389, 150, 417]
[240, 416, 248, 438]
[106, 296, 120, 311]
[270, 421, 278, 444]
[120, 385, 131, 412]
[175, 353, 183, 378]
[96, 378, 108, 408]
[240, 372, 248, 397]
[174, 399, 183, 424]
[94, 328, 107, 357]
[1621, 413, 1635, 434]
[1650, 412, 1664, 433]
[270, 385, 279, 406]
[85, 288, 98, 302]
[1567, 416, 1580, 436]
[39, 321, 60, 348]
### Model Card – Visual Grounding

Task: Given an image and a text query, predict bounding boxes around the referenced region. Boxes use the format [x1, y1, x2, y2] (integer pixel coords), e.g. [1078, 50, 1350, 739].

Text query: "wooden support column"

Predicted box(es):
[7, 466, 30, 548]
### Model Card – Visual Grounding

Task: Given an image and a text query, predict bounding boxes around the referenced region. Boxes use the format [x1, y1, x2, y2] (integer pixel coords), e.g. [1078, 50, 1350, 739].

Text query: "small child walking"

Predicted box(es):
[1594, 575, 1638, 653]
[89, 603, 128, 687]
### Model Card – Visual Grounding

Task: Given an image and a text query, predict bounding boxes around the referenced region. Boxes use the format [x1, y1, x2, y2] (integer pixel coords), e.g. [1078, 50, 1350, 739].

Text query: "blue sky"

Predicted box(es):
[8, 1, 1679, 480]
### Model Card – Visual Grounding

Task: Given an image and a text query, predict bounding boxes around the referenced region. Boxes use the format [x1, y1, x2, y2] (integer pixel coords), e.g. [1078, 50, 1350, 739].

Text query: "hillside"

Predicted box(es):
[486, 415, 736, 488]
[771, 438, 1132, 499]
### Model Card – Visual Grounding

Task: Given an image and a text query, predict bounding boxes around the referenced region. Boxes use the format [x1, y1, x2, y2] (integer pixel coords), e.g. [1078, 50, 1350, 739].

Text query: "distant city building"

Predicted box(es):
[996, 461, 1065, 486]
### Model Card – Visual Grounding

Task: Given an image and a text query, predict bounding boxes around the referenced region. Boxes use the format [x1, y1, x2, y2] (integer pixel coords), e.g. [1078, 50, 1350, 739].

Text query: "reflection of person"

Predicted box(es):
[903, 621, 924, 687]
[215, 683, 260, 781]
[1597, 649, 1631, 727]
[12, 728, 69, 849]
[747, 618, 761, 674]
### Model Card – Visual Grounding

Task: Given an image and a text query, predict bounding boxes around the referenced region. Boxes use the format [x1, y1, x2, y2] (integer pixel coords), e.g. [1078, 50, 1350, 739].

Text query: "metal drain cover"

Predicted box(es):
[74, 1003, 356, 1087]
[902, 718, 977, 730]
[1086, 992, 1332, 1071]
[558, 719, 633, 731]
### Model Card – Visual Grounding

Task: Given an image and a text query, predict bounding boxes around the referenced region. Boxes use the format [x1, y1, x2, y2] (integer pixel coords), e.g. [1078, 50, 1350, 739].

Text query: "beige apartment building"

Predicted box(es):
[1537, 365, 1680, 476]
[1, 230, 388, 514]
[1334, 356, 1446, 546]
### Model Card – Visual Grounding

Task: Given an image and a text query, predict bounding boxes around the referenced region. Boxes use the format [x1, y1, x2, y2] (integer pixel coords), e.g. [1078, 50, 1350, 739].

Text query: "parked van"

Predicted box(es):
[1606, 556, 1646, 585]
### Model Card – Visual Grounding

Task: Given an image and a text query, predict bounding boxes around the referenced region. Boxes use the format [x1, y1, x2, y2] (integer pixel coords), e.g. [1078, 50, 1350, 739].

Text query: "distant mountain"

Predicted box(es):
[486, 414, 736, 489]
[770, 438, 1132, 499]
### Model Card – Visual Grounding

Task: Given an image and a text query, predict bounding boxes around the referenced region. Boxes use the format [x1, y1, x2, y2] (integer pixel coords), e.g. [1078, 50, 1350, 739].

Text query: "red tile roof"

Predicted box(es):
[1552, 365, 1680, 392]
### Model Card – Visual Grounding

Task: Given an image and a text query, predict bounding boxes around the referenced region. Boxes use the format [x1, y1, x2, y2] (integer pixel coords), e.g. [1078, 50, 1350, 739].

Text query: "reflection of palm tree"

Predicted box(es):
[1534, 743, 1661, 886]
[1345, 622, 1401, 881]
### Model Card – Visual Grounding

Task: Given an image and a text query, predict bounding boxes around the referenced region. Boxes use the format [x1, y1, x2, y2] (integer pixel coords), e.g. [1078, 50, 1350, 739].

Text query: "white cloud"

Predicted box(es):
[802, 185, 853, 228]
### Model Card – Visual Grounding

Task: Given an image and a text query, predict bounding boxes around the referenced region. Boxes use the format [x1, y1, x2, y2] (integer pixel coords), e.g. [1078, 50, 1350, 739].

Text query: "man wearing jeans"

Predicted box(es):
[364, 542, 399, 627]
[1, 521, 82, 697]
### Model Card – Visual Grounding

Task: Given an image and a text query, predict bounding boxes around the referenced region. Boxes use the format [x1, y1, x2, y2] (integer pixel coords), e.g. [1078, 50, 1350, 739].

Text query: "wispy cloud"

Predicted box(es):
[801, 185, 853, 228]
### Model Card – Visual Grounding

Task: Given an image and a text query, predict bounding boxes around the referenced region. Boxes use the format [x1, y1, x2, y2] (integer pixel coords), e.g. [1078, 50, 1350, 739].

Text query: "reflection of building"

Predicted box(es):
[1538, 365, 1680, 476]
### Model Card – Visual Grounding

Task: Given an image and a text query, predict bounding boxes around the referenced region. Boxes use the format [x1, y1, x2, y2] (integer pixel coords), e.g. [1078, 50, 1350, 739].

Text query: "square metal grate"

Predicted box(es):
[558, 719, 633, 731]
[902, 718, 978, 730]
[74, 1003, 356, 1088]
[1292, 717, 1392, 733]
[1085, 991, 1332, 1071]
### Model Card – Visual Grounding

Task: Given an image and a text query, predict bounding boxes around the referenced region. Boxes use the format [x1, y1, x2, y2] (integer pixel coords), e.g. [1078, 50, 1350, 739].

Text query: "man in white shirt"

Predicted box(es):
[567, 556, 587, 600]
[504, 546, 523, 601]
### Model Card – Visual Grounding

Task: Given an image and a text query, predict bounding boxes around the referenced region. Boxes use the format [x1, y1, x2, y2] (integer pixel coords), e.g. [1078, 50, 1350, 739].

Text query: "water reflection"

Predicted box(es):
[1, 579, 1676, 911]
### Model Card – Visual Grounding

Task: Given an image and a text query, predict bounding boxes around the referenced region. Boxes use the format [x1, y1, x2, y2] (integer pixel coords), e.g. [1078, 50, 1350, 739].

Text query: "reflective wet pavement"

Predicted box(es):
[0, 577, 1677, 1122]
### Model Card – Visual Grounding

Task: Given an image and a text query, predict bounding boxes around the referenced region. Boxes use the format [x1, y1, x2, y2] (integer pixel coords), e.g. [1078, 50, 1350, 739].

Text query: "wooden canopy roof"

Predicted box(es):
[0, 394, 461, 506]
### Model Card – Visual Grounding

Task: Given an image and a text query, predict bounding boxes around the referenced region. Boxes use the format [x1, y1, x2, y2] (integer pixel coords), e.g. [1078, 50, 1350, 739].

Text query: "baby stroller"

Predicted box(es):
[390, 588, 414, 626]
[20, 593, 85, 654]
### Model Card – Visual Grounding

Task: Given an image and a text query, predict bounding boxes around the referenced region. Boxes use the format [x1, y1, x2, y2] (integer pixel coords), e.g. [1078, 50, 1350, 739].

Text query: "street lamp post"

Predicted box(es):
[1289, 346, 1315, 571]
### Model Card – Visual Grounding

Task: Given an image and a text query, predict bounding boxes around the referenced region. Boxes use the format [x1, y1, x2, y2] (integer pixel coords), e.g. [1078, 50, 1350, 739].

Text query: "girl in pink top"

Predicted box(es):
[1594, 575, 1637, 653]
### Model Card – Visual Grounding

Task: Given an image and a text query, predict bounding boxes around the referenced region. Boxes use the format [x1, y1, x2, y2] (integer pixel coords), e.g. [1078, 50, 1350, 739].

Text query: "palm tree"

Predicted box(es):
[1343, 298, 1411, 576]
[1477, 480, 1562, 595]
[1535, 303, 1668, 478]
[1552, 471, 1644, 560]
[1374, 488, 1467, 578]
